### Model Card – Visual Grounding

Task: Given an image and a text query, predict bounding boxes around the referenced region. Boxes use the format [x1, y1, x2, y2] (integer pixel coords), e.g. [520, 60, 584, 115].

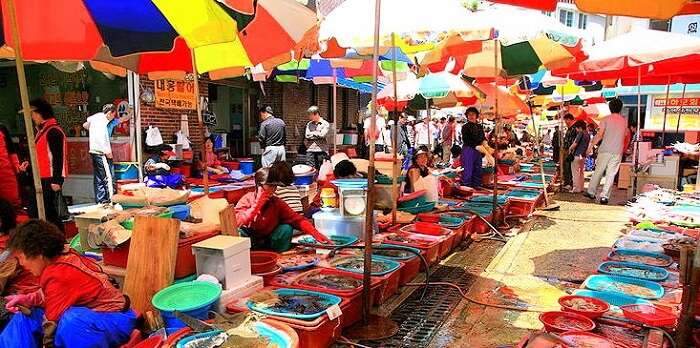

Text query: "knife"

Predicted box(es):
[173, 310, 215, 333]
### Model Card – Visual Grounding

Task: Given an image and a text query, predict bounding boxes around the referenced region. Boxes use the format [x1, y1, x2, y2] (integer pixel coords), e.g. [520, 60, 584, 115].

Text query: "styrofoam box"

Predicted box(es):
[192, 235, 252, 290]
[214, 275, 263, 313]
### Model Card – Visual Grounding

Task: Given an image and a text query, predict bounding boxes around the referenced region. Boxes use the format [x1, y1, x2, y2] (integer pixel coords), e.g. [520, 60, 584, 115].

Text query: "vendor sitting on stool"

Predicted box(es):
[143, 144, 184, 188]
[405, 148, 431, 193]
[0, 220, 136, 348]
[235, 165, 331, 252]
[204, 136, 229, 175]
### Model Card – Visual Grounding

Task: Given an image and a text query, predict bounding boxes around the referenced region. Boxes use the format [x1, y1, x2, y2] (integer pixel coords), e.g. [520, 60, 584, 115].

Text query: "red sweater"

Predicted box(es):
[235, 188, 329, 242]
[0, 236, 39, 295]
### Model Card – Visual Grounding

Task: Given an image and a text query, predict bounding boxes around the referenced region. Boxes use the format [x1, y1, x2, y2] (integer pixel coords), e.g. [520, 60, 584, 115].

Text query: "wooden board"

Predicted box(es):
[219, 204, 239, 236]
[123, 215, 180, 314]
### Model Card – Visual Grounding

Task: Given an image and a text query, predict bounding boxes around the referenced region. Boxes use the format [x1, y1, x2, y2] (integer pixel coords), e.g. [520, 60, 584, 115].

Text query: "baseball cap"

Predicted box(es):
[102, 103, 116, 113]
[259, 106, 273, 114]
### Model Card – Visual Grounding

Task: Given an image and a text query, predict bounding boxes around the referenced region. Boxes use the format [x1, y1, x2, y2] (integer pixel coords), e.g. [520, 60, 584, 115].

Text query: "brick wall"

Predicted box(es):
[139, 76, 208, 154]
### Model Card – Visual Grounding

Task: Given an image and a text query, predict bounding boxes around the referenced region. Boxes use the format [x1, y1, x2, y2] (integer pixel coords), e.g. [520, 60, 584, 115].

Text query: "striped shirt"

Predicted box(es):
[274, 185, 304, 213]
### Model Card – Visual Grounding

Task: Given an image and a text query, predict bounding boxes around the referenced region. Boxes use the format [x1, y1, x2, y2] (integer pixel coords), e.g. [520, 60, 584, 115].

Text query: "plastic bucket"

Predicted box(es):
[168, 204, 190, 220]
[152, 281, 221, 329]
[294, 174, 315, 186]
[240, 159, 255, 175]
[114, 162, 139, 180]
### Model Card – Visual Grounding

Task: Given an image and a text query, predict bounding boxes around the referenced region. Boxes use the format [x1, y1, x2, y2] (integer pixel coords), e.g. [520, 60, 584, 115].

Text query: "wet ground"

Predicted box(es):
[426, 188, 630, 348]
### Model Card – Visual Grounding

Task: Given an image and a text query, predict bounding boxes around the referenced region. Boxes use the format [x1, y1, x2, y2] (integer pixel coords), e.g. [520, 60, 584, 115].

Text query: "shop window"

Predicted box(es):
[578, 13, 587, 30]
[559, 9, 573, 27]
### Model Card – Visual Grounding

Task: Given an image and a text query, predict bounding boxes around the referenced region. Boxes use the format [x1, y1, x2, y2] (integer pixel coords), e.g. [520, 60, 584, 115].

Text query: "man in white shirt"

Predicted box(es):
[363, 112, 387, 153]
[584, 98, 628, 205]
[83, 104, 120, 203]
[414, 115, 437, 150]
[304, 106, 330, 169]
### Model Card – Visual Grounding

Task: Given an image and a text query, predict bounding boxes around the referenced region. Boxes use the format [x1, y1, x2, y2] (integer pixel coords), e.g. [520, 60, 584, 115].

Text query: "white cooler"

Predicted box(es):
[192, 235, 251, 290]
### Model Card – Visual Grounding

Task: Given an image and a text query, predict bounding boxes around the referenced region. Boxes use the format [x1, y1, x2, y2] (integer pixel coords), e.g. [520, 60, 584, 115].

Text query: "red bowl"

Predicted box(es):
[416, 213, 441, 223]
[250, 251, 280, 274]
[538, 311, 595, 333]
[558, 295, 610, 319]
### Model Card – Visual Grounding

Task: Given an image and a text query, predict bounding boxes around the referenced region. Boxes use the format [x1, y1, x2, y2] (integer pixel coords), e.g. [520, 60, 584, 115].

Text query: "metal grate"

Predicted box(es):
[361, 240, 504, 348]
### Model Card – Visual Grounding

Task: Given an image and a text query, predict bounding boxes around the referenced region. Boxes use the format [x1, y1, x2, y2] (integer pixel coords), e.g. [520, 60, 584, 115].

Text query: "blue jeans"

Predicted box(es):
[91, 154, 114, 204]
[0, 307, 136, 348]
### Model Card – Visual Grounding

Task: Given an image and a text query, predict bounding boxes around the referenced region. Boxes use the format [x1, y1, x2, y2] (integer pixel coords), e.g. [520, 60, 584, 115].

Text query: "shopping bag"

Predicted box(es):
[54, 190, 70, 222]
[145, 126, 163, 147]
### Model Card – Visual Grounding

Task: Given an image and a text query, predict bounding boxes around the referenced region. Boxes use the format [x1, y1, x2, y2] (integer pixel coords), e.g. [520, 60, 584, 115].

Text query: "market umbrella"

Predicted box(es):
[461, 7, 587, 78]
[488, 0, 700, 19]
[472, 83, 530, 118]
[377, 72, 483, 110]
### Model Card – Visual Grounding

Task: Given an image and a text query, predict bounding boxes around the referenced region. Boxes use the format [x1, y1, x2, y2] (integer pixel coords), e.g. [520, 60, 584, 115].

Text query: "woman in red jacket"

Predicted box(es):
[235, 165, 331, 252]
[0, 124, 24, 207]
[0, 220, 136, 348]
[0, 199, 39, 298]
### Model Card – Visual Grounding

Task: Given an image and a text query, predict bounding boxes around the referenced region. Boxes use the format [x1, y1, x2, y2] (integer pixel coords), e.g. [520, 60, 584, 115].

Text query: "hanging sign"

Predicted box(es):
[645, 93, 700, 131]
[154, 79, 196, 110]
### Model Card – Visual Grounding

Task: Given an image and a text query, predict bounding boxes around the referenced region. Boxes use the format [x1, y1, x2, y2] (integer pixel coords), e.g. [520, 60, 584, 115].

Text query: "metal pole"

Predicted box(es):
[676, 84, 687, 134]
[129, 72, 144, 181]
[660, 77, 671, 147]
[191, 50, 208, 195]
[6, 0, 45, 219]
[362, 0, 381, 324]
[332, 68, 338, 155]
[632, 67, 642, 197]
[492, 39, 500, 212]
[677, 242, 700, 346]
[391, 33, 399, 225]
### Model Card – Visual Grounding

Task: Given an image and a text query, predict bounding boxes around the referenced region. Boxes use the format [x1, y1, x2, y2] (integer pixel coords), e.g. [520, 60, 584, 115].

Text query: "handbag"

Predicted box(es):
[54, 190, 70, 222]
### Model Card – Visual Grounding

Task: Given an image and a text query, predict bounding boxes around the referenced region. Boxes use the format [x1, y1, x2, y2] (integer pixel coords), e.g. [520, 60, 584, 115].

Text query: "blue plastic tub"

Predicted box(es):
[333, 256, 401, 276]
[331, 178, 369, 189]
[608, 249, 673, 268]
[240, 160, 255, 175]
[507, 189, 541, 201]
[583, 274, 664, 300]
[114, 162, 139, 180]
[297, 235, 358, 248]
[597, 261, 669, 282]
[294, 174, 315, 186]
[573, 289, 651, 307]
[247, 288, 342, 321]
[439, 216, 465, 229]
[176, 331, 224, 348]
[168, 204, 190, 220]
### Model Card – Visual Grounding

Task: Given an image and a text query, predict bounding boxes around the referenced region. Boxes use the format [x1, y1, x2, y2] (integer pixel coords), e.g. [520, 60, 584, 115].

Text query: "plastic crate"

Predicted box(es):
[620, 304, 677, 327]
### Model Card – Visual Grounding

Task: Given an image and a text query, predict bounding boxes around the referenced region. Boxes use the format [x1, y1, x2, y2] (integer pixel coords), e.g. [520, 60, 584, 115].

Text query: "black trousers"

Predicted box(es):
[308, 151, 329, 170]
[28, 179, 62, 230]
[563, 157, 573, 186]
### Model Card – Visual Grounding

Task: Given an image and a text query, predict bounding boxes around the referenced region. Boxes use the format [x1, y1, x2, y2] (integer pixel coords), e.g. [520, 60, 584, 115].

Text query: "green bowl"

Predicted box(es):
[398, 195, 427, 209]
[152, 281, 221, 312]
[377, 175, 405, 185]
[121, 210, 174, 230]
[69, 234, 99, 254]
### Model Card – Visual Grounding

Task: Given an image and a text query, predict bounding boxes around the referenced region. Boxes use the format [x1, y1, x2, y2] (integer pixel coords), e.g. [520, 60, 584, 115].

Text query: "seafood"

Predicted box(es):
[299, 274, 362, 290]
[598, 282, 656, 298]
[603, 265, 663, 280]
[562, 334, 614, 348]
[256, 294, 331, 315]
[374, 249, 414, 259]
[561, 298, 604, 312]
[334, 258, 392, 273]
[608, 253, 669, 266]
[277, 254, 318, 269]
[551, 316, 591, 331]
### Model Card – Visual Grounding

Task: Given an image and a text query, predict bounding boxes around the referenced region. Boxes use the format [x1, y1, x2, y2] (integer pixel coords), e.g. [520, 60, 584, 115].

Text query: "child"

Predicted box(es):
[450, 144, 462, 169]
[235, 166, 331, 251]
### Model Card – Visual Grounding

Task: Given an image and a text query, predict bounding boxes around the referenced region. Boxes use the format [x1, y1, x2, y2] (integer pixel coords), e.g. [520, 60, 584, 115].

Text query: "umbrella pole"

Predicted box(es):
[333, 68, 338, 155]
[632, 67, 642, 197]
[524, 80, 557, 211]
[492, 39, 501, 221]
[191, 50, 208, 196]
[676, 84, 687, 134]
[660, 77, 671, 147]
[391, 33, 399, 225]
[129, 71, 144, 181]
[558, 85, 565, 190]
[6, 0, 45, 219]
[363, 0, 380, 326]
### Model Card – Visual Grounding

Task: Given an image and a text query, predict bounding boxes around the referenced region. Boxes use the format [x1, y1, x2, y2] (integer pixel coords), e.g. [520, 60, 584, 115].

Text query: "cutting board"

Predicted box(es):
[123, 215, 180, 313]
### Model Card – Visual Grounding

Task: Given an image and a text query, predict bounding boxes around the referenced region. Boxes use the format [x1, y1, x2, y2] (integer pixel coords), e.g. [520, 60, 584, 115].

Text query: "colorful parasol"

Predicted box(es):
[473, 83, 531, 118]
[377, 72, 483, 110]
[488, 0, 700, 19]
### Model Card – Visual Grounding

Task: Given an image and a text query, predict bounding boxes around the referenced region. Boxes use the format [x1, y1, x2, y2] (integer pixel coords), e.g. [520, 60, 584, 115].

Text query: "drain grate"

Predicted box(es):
[360, 240, 504, 348]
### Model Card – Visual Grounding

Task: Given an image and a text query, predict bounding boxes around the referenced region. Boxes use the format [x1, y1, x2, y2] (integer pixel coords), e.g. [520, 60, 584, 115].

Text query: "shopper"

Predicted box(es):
[258, 106, 286, 167]
[461, 107, 493, 188]
[83, 104, 119, 204]
[584, 98, 628, 204]
[363, 111, 387, 153]
[0, 124, 24, 207]
[0, 220, 136, 347]
[562, 113, 577, 191]
[568, 121, 590, 193]
[440, 116, 456, 164]
[235, 166, 331, 251]
[28, 99, 67, 228]
[304, 106, 330, 169]
[414, 115, 436, 150]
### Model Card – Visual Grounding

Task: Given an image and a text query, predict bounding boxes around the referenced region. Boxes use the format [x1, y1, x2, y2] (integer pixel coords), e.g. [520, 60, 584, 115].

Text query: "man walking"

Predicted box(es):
[441, 115, 456, 164]
[363, 111, 386, 153]
[304, 106, 330, 169]
[584, 98, 628, 205]
[83, 104, 125, 204]
[562, 113, 577, 190]
[258, 106, 286, 167]
[414, 115, 436, 150]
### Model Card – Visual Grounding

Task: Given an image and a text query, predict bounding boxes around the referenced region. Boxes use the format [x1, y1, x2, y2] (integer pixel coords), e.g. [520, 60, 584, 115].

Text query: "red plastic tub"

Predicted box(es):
[559, 331, 614, 348]
[400, 224, 455, 258]
[102, 230, 219, 278]
[251, 251, 280, 274]
[558, 295, 609, 319]
[379, 232, 441, 265]
[221, 161, 240, 170]
[292, 268, 384, 299]
[620, 304, 677, 327]
[539, 311, 595, 333]
[254, 266, 282, 286]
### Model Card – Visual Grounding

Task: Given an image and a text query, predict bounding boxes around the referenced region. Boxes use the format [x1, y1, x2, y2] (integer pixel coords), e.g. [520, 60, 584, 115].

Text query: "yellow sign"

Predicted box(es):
[154, 79, 195, 110]
[646, 93, 700, 131]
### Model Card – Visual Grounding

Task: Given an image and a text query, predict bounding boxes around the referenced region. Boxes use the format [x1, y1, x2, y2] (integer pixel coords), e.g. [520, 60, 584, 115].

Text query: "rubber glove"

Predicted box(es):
[5, 291, 43, 313]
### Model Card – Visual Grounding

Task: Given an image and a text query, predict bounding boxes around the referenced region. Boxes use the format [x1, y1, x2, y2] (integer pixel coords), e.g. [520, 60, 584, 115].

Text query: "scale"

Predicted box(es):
[338, 187, 367, 216]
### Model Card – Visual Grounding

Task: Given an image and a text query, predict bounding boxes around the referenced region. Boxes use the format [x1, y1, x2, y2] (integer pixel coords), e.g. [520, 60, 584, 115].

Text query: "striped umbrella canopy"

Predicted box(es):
[488, 0, 700, 19]
[0, 0, 318, 78]
[461, 7, 587, 78]
[472, 83, 530, 118]
[377, 72, 483, 110]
